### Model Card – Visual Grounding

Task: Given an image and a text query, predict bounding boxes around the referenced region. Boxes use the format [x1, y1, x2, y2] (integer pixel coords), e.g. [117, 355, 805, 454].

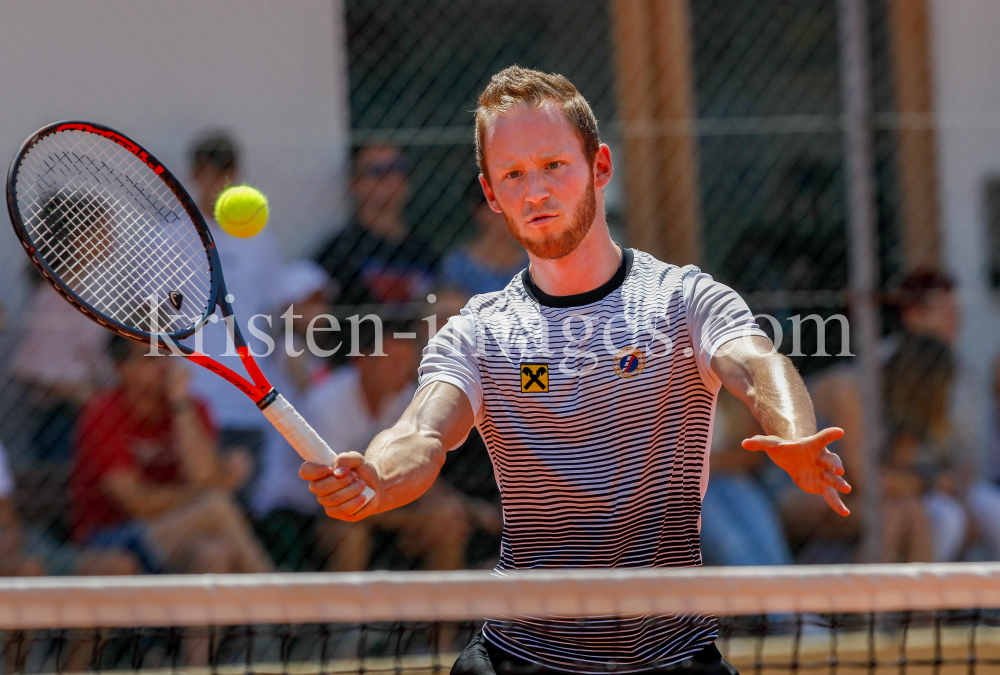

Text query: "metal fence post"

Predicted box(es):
[838, 0, 884, 563]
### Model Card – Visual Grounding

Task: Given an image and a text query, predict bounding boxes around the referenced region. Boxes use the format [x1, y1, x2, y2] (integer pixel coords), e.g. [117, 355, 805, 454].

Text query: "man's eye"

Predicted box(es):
[546, 161, 560, 169]
[507, 171, 522, 179]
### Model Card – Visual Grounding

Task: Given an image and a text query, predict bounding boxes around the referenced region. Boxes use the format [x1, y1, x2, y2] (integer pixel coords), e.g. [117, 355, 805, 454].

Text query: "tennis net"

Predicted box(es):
[1, 563, 999, 674]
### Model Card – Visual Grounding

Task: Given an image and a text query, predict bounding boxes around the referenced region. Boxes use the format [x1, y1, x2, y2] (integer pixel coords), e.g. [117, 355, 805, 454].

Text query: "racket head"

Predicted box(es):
[6, 121, 222, 347]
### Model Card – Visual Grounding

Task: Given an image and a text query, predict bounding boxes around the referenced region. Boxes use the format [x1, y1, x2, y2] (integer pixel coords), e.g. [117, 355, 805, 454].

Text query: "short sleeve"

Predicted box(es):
[682, 269, 770, 389]
[417, 309, 483, 423]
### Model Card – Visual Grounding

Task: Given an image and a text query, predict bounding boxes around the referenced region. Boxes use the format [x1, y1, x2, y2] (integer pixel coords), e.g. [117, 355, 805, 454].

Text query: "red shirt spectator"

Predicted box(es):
[71, 388, 215, 543]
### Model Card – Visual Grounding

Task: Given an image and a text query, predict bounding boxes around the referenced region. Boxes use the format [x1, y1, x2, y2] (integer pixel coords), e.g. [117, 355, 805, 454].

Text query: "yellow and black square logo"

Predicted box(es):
[520, 364, 549, 393]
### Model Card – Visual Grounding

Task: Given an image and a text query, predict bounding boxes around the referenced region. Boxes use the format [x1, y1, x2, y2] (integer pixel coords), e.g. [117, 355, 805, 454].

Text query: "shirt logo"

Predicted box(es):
[613, 346, 645, 379]
[520, 364, 549, 393]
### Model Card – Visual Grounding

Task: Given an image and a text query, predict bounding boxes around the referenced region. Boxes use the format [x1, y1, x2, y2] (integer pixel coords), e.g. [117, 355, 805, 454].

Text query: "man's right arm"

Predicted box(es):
[299, 381, 475, 522]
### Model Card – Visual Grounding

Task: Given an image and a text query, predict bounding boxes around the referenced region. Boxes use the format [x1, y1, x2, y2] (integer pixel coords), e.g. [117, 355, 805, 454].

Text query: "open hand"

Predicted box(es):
[742, 427, 851, 516]
[300, 452, 381, 521]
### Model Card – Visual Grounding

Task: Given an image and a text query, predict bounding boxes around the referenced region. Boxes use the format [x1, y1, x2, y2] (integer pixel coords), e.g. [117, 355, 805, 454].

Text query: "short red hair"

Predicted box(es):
[475, 66, 601, 182]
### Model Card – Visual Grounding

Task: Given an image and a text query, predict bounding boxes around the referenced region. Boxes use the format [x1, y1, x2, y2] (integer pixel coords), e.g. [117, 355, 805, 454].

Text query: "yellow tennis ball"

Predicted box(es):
[214, 185, 269, 238]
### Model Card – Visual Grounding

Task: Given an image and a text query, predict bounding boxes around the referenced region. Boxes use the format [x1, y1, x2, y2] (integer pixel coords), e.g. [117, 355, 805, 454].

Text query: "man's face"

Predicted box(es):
[480, 102, 610, 260]
[902, 288, 960, 346]
[353, 146, 410, 218]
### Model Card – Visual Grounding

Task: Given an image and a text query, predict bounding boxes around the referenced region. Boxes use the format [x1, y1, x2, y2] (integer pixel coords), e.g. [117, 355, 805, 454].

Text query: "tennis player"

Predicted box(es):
[301, 66, 850, 675]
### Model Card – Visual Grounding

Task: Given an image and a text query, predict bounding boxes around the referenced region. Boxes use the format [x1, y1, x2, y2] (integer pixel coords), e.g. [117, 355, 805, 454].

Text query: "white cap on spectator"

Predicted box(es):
[273, 260, 338, 309]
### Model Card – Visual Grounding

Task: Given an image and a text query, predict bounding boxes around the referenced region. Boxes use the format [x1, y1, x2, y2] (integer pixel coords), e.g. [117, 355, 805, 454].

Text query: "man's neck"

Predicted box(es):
[526, 223, 621, 298]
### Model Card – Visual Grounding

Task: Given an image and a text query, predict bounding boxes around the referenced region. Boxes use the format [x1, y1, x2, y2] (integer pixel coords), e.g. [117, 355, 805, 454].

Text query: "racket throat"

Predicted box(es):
[256, 388, 280, 410]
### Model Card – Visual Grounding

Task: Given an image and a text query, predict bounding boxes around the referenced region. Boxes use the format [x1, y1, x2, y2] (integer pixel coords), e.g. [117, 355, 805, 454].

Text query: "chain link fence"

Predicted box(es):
[0, 0, 995, 577]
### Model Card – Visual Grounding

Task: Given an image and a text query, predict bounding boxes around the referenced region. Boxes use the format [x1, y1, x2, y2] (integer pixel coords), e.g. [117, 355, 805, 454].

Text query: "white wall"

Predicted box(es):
[930, 0, 1000, 456]
[0, 0, 350, 311]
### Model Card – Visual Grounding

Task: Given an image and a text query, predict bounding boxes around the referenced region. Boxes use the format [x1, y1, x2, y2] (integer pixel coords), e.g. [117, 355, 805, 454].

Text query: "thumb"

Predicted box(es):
[742, 435, 783, 451]
[299, 462, 333, 481]
[332, 452, 366, 478]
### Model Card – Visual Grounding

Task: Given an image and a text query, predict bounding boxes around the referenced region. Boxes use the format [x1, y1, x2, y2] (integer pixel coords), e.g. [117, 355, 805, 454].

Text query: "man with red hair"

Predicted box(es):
[301, 66, 850, 675]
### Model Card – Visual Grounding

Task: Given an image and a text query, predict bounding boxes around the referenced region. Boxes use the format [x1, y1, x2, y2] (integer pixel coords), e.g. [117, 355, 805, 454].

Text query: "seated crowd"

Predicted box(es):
[1, 131, 998, 576]
[1, 134, 506, 575]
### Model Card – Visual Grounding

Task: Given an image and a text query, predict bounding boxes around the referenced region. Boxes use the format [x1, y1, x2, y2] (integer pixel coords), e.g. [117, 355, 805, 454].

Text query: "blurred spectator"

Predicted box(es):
[437, 179, 528, 300]
[251, 261, 339, 569]
[0, 440, 136, 577]
[185, 131, 282, 480]
[880, 334, 959, 562]
[71, 336, 273, 574]
[970, 356, 1000, 559]
[270, 260, 339, 395]
[10, 273, 114, 461]
[293, 320, 480, 571]
[315, 145, 437, 304]
[807, 270, 1000, 562]
[985, 356, 1000, 484]
[9, 192, 125, 461]
[700, 390, 793, 566]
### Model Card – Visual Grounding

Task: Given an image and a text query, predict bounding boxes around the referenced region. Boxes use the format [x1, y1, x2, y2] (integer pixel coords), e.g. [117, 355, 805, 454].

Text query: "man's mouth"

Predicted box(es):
[527, 213, 558, 226]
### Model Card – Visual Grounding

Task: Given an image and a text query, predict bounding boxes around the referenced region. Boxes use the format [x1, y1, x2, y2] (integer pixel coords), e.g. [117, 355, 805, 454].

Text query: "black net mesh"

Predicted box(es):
[3, 611, 1000, 674]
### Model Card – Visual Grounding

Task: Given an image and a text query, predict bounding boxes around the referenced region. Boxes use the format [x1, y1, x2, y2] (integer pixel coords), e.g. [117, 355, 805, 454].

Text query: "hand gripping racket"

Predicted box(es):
[6, 121, 375, 510]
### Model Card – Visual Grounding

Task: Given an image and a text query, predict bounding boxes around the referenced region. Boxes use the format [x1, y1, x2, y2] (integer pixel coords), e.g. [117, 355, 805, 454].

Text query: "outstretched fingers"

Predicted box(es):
[823, 484, 850, 516]
[820, 448, 846, 476]
[824, 468, 851, 494]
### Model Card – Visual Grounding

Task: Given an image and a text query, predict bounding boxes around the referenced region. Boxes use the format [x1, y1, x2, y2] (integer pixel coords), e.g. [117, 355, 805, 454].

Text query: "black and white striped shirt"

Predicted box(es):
[418, 249, 767, 672]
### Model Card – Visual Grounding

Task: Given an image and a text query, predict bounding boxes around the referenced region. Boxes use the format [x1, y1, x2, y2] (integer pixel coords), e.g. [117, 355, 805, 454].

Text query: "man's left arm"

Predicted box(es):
[711, 335, 852, 515]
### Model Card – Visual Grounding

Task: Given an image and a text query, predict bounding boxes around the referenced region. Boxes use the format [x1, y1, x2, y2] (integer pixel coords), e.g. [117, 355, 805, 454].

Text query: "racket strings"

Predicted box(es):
[24, 135, 208, 321]
[29, 177, 160, 326]
[14, 129, 213, 334]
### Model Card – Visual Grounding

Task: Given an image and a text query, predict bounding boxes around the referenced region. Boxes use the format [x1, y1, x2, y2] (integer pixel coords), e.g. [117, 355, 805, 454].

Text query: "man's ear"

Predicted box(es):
[480, 173, 503, 214]
[593, 144, 613, 190]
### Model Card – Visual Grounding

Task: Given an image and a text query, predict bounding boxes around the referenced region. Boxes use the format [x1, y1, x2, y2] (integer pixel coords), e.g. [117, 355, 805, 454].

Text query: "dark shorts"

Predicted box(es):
[451, 634, 738, 675]
[87, 521, 166, 574]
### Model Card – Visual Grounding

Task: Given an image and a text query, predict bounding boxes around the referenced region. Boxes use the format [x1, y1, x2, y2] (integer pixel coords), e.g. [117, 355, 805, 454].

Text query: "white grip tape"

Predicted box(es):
[260, 393, 375, 509]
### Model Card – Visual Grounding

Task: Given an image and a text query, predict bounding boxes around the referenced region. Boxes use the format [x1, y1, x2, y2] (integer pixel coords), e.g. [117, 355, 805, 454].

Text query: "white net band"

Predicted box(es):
[0, 563, 999, 630]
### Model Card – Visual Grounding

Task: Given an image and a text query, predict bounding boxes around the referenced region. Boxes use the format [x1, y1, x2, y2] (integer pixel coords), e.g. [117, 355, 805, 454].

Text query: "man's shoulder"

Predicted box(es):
[463, 273, 528, 315]
[628, 249, 698, 275]
[624, 250, 703, 300]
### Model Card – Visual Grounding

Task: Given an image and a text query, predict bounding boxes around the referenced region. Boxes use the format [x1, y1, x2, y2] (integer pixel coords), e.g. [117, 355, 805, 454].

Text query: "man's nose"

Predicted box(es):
[524, 169, 549, 204]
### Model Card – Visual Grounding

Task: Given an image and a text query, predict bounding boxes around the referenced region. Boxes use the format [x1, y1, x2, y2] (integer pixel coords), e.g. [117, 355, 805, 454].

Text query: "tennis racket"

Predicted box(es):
[6, 121, 374, 510]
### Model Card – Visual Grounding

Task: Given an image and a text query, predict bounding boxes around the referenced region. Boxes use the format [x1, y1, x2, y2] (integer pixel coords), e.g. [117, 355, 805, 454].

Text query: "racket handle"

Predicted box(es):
[260, 393, 376, 511]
